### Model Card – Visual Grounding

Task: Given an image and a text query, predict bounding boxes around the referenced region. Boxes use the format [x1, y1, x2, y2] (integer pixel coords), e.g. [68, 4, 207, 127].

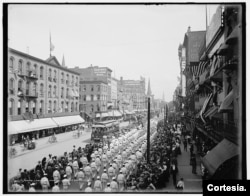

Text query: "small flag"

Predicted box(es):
[50, 32, 55, 52]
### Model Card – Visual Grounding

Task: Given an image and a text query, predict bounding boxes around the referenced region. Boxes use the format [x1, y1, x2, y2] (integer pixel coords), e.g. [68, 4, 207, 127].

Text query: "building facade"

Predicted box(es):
[79, 80, 108, 120]
[111, 77, 118, 109]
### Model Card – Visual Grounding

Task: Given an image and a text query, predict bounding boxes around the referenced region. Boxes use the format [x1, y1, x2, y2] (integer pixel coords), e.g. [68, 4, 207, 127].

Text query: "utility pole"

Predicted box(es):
[147, 97, 150, 164]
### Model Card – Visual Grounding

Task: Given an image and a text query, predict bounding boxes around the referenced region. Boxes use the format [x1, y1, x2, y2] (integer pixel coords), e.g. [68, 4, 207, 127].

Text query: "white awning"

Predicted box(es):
[8, 118, 58, 135]
[97, 112, 108, 118]
[52, 115, 85, 127]
[114, 110, 122, 117]
[201, 139, 238, 176]
[219, 90, 234, 113]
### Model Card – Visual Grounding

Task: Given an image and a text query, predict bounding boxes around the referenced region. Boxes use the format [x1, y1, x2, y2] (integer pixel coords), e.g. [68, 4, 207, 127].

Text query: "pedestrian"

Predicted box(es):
[65, 163, 73, 181]
[76, 168, 85, 190]
[28, 183, 36, 192]
[183, 139, 187, 152]
[110, 177, 118, 192]
[94, 176, 102, 192]
[191, 155, 197, 174]
[104, 183, 112, 192]
[85, 182, 93, 192]
[53, 166, 61, 185]
[62, 174, 71, 191]
[176, 178, 184, 190]
[170, 163, 178, 187]
[51, 182, 60, 192]
[101, 169, 109, 190]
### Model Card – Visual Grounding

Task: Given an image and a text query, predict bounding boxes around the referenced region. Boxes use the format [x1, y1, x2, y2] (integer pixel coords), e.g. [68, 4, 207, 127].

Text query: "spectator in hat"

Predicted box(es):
[40, 173, 50, 192]
[72, 157, 79, 178]
[117, 170, 125, 191]
[53, 166, 61, 185]
[108, 164, 115, 182]
[65, 163, 73, 181]
[62, 174, 71, 191]
[104, 183, 112, 192]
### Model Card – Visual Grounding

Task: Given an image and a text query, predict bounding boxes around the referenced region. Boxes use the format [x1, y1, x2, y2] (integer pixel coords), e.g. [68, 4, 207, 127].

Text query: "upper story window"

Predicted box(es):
[49, 68, 52, 77]
[83, 85, 86, 91]
[83, 95, 86, 101]
[66, 74, 69, 84]
[48, 85, 52, 98]
[97, 85, 100, 91]
[72, 75, 74, 86]
[9, 57, 14, 72]
[18, 60, 23, 74]
[26, 62, 31, 75]
[76, 77, 78, 86]
[61, 87, 64, 98]
[54, 70, 57, 82]
[91, 85, 94, 91]
[33, 64, 37, 76]
[9, 78, 15, 95]
[91, 95, 94, 101]
[40, 66, 44, 80]
[40, 83, 44, 97]
[61, 72, 64, 83]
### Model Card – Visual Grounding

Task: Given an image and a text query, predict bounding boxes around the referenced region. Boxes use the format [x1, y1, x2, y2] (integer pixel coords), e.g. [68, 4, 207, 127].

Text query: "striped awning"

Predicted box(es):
[197, 61, 209, 77]
[191, 64, 199, 76]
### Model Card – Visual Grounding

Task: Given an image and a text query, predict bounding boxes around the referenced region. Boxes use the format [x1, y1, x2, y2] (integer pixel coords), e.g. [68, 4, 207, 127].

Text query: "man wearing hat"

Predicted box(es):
[65, 163, 73, 181]
[101, 169, 108, 190]
[28, 182, 36, 192]
[72, 157, 79, 178]
[52, 182, 60, 192]
[117, 170, 125, 191]
[110, 177, 118, 192]
[94, 176, 102, 192]
[76, 168, 85, 190]
[40, 173, 50, 192]
[53, 166, 61, 185]
[84, 163, 92, 182]
[62, 174, 71, 191]
[84, 182, 92, 192]
[104, 183, 112, 192]
[108, 164, 115, 182]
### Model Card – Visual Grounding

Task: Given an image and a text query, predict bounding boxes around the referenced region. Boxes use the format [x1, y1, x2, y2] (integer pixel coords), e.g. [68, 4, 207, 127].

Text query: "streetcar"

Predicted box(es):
[91, 120, 119, 143]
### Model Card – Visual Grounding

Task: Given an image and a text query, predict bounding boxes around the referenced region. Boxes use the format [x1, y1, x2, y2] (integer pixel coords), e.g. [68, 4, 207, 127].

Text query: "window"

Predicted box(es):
[91, 95, 94, 101]
[48, 101, 52, 113]
[54, 101, 56, 112]
[61, 87, 64, 98]
[83, 85, 86, 91]
[54, 85, 57, 97]
[66, 74, 69, 84]
[91, 85, 94, 91]
[97, 85, 100, 91]
[18, 100, 22, 115]
[83, 95, 86, 101]
[97, 104, 100, 112]
[48, 85, 52, 98]
[40, 100, 44, 113]
[61, 72, 64, 83]
[75, 102, 78, 111]
[40, 66, 44, 79]
[40, 83, 44, 97]
[33, 64, 37, 77]
[65, 102, 68, 112]
[97, 94, 100, 100]
[54, 70, 57, 82]
[32, 101, 36, 114]
[71, 102, 74, 112]
[18, 60, 23, 74]
[9, 99, 14, 115]
[61, 101, 64, 112]
[76, 77, 78, 86]
[9, 57, 14, 72]
[26, 62, 31, 75]
[48, 69, 52, 81]
[26, 81, 30, 95]
[18, 80, 23, 94]
[34, 82, 37, 96]
[66, 88, 69, 98]
[91, 104, 94, 112]
[26, 101, 29, 112]
[72, 75, 74, 86]
[9, 79, 15, 95]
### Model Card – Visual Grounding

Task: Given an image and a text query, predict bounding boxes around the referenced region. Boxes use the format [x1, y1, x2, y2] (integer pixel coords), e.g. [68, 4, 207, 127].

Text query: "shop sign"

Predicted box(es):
[206, 6, 223, 47]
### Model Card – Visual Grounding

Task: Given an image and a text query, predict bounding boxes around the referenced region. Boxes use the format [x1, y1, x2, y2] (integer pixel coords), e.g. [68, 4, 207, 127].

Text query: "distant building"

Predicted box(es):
[111, 77, 118, 109]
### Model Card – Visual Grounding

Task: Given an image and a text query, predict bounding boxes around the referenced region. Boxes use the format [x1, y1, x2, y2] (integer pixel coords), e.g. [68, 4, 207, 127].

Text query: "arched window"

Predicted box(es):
[66, 74, 69, 85]
[32, 101, 36, 114]
[26, 81, 30, 95]
[61, 87, 64, 98]
[76, 77, 78, 86]
[40, 100, 44, 113]
[48, 69, 52, 81]
[61, 72, 64, 83]
[48, 100, 52, 113]
[40, 66, 44, 80]
[53, 100, 56, 113]
[91, 104, 94, 112]
[9, 78, 15, 95]
[18, 60, 23, 74]
[26, 62, 31, 75]
[18, 80, 23, 95]
[65, 102, 68, 112]
[48, 85, 52, 98]
[34, 82, 37, 96]
[9, 57, 14, 72]
[66, 88, 69, 98]
[72, 75, 74, 86]
[97, 85, 100, 91]
[71, 102, 74, 112]
[61, 101, 64, 112]
[26, 101, 29, 112]
[40, 83, 44, 97]
[54, 85, 57, 97]
[75, 102, 78, 111]
[54, 70, 57, 82]
[91, 95, 94, 101]
[9, 99, 14, 115]
[18, 99, 22, 115]
[91, 85, 94, 91]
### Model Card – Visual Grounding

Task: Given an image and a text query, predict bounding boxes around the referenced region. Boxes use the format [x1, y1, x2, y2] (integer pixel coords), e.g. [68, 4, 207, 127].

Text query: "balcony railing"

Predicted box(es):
[17, 88, 38, 98]
[18, 70, 38, 80]
[9, 88, 15, 95]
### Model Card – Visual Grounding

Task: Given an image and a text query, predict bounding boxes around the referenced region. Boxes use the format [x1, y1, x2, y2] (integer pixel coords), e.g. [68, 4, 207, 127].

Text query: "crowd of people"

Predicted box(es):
[9, 118, 188, 192]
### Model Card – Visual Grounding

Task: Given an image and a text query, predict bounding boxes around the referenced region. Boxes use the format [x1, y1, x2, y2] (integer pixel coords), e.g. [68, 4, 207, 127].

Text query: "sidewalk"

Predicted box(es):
[11, 129, 92, 158]
[164, 140, 203, 193]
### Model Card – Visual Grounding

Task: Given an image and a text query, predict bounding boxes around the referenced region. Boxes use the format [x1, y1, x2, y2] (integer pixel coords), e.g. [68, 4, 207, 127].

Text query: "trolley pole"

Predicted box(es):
[147, 97, 150, 164]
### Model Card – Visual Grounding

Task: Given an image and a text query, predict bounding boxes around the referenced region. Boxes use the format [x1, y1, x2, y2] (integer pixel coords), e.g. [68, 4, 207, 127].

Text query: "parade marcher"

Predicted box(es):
[183, 139, 188, 152]
[117, 170, 125, 191]
[62, 174, 71, 191]
[65, 163, 73, 181]
[40, 173, 50, 192]
[52, 182, 60, 192]
[102, 153, 108, 169]
[76, 168, 85, 190]
[28, 183, 36, 192]
[12, 180, 20, 192]
[95, 156, 102, 174]
[85, 182, 93, 192]
[191, 154, 197, 174]
[84, 163, 92, 182]
[81, 156, 88, 169]
[94, 176, 102, 192]
[170, 163, 178, 187]
[91, 162, 98, 179]
[108, 164, 115, 182]
[104, 183, 112, 192]
[110, 177, 118, 192]
[101, 169, 109, 190]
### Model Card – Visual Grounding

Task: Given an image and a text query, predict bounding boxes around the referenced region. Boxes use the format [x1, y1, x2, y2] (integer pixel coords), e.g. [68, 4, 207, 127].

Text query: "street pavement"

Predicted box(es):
[164, 140, 203, 193]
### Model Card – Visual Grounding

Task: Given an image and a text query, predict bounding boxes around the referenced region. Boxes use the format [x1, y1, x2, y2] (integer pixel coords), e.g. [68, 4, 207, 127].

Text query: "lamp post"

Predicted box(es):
[147, 96, 150, 164]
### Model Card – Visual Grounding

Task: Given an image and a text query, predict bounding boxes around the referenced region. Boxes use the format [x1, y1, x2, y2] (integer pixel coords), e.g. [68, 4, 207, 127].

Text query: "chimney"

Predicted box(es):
[187, 26, 191, 33]
[120, 77, 123, 81]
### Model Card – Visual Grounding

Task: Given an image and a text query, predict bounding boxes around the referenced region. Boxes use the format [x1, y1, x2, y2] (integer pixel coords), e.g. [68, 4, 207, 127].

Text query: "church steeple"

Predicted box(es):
[147, 78, 152, 96]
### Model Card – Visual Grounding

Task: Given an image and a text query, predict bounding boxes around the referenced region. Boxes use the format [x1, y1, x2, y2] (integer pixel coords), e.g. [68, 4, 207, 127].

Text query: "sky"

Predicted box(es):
[8, 4, 218, 102]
